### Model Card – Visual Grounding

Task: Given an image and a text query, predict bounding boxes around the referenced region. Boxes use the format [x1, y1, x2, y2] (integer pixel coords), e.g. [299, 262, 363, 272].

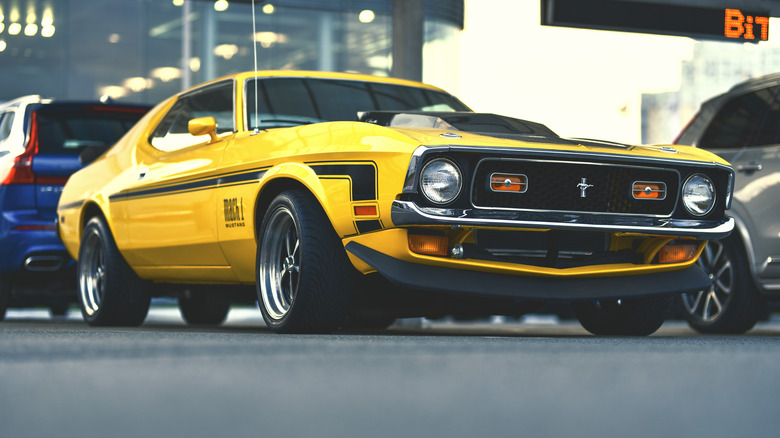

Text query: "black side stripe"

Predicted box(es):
[59, 200, 84, 211]
[108, 167, 270, 202]
[308, 162, 377, 201]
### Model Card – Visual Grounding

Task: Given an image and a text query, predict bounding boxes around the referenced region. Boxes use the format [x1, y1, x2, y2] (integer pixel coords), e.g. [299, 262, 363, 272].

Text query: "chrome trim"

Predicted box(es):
[24, 256, 64, 272]
[470, 157, 681, 218]
[391, 200, 735, 240]
[632, 181, 667, 201]
[416, 144, 734, 171]
[725, 171, 734, 209]
[762, 257, 780, 270]
[402, 145, 448, 193]
[760, 281, 780, 291]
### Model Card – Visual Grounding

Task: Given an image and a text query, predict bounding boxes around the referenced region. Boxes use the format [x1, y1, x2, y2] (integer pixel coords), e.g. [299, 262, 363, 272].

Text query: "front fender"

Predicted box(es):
[258, 162, 361, 238]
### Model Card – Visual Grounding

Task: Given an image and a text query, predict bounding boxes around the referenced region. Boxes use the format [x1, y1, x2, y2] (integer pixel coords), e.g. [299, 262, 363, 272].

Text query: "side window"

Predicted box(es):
[699, 86, 776, 149]
[150, 81, 234, 151]
[0, 111, 15, 141]
[749, 85, 780, 147]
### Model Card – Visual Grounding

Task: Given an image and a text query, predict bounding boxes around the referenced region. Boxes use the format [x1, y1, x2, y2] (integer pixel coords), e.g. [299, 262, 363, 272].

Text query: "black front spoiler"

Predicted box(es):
[345, 241, 711, 301]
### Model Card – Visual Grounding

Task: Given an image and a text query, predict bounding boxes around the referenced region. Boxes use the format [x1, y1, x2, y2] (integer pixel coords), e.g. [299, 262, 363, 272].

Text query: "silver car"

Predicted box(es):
[675, 72, 780, 333]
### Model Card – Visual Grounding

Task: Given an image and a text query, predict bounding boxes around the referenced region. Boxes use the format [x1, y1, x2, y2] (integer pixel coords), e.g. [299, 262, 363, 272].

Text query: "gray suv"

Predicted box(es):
[675, 73, 780, 333]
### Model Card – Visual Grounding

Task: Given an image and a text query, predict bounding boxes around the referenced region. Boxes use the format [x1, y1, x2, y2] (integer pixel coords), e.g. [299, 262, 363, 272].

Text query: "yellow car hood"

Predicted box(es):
[386, 126, 730, 166]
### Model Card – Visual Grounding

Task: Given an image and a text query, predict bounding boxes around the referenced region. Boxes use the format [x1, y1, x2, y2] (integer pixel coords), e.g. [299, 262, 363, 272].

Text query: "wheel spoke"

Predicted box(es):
[272, 266, 288, 311]
[710, 242, 724, 268]
[685, 290, 703, 314]
[702, 290, 723, 321]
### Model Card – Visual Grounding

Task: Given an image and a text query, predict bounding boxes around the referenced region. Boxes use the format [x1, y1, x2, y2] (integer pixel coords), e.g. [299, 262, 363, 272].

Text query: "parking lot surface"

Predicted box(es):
[2, 306, 779, 438]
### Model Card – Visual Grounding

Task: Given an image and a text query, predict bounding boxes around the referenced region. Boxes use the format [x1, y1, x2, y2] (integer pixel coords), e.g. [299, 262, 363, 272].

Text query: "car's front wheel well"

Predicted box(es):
[254, 178, 312, 241]
[80, 202, 106, 233]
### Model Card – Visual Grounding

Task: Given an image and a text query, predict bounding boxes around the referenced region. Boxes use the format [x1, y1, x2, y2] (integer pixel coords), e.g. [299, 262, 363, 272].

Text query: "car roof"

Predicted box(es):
[700, 71, 780, 109]
[194, 70, 451, 94]
[1, 95, 151, 112]
[726, 71, 780, 95]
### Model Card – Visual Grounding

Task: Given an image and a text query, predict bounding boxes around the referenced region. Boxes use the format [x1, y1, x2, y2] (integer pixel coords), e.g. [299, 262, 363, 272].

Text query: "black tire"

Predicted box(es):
[0, 277, 10, 321]
[50, 303, 70, 317]
[256, 190, 353, 333]
[178, 291, 231, 326]
[77, 216, 150, 326]
[679, 236, 766, 334]
[572, 295, 674, 336]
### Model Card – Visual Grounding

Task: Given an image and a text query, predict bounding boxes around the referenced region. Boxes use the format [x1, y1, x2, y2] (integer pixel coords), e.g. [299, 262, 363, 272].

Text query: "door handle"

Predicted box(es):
[735, 162, 763, 173]
[137, 167, 149, 180]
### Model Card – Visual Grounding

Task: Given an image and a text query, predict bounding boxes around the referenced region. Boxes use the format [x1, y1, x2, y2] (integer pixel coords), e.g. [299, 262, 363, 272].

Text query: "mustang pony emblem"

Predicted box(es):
[577, 178, 594, 198]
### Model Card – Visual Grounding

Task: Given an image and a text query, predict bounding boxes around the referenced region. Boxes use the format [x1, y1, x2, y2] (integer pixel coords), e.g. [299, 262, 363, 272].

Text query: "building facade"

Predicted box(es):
[0, 0, 463, 103]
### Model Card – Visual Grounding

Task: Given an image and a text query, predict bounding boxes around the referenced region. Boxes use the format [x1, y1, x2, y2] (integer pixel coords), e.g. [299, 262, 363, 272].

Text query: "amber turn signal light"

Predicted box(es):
[657, 243, 697, 264]
[490, 173, 528, 193]
[632, 181, 666, 199]
[408, 234, 449, 257]
[353, 205, 377, 216]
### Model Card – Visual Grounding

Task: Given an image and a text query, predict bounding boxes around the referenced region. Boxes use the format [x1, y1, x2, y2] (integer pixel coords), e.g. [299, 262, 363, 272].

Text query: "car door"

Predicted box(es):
[123, 80, 237, 281]
[696, 84, 780, 281]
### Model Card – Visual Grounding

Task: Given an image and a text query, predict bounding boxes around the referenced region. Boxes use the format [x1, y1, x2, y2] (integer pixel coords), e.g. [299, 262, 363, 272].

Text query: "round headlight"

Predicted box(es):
[682, 174, 716, 217]
[420, 158, 462, 205]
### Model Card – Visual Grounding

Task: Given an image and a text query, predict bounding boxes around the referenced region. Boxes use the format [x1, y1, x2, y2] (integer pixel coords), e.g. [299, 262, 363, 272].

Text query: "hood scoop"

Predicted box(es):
[358, 111, 559, 139]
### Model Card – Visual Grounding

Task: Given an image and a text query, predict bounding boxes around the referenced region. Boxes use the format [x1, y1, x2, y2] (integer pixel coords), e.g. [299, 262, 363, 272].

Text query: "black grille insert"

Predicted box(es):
[471, 159, 679, 216]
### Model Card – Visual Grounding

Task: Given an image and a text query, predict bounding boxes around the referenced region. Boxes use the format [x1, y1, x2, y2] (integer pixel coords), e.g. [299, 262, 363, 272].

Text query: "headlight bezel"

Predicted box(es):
[682, 173, 716, 217]
[419, 158, 463, 205]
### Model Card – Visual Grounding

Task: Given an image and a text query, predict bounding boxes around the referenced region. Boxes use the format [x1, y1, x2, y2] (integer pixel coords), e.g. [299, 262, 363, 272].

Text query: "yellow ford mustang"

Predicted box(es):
[57, 71, 734, 335]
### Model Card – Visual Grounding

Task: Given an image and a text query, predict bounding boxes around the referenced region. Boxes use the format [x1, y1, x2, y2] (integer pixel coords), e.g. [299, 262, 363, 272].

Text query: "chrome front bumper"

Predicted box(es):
[391, 200, 735, 240]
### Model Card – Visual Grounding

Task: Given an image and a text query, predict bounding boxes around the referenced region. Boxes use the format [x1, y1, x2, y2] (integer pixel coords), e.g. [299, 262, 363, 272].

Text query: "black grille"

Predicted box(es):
[471, 159, 679, 216]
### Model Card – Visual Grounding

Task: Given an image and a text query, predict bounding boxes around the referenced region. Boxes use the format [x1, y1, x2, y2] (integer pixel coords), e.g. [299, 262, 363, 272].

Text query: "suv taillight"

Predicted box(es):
[2, 110, 43, 185]
[2, 154, 36, 185]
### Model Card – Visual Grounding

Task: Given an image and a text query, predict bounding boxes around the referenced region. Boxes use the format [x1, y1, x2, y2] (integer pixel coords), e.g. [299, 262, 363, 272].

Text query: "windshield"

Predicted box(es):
[244, 77, 470, 130]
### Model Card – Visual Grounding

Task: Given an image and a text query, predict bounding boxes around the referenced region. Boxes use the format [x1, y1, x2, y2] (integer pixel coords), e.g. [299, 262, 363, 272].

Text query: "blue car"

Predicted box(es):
[0, 95, 149, 318]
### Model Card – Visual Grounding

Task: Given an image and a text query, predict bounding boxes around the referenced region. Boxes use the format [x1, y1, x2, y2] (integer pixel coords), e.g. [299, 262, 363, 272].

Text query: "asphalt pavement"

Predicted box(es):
[1, 305, 780, 438]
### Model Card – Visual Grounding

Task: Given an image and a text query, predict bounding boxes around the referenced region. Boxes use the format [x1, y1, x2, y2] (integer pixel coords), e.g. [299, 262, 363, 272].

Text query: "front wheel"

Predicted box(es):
[679, 237, 766, 334]
[78, 216, 150, 326]
[257, 190, 353, 333]
[572, 295, 674, 336]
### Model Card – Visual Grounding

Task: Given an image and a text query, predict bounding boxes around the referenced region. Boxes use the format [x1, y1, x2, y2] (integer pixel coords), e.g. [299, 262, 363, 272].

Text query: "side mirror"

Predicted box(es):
[188, 116, 219, 143]
[79, 145, 107, 165]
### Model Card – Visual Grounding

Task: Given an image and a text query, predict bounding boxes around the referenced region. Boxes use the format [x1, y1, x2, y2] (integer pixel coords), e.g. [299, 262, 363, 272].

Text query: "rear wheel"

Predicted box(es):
[257, 190, 352, 333]
[680, 237, 766, 334]
[178, 291, 231, 326]
[572, 295, 674, 336]
[78, 216, 150, 326]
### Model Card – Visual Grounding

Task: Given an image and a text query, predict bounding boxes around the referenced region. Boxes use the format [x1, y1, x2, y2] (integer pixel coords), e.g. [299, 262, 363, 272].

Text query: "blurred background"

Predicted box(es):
[2, 0, 780, 144]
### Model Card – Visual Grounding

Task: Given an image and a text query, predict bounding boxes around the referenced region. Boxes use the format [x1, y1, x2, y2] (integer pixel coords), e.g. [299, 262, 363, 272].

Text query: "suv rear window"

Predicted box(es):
[34, 105, 148, 153]
[698, 85, 780, 149]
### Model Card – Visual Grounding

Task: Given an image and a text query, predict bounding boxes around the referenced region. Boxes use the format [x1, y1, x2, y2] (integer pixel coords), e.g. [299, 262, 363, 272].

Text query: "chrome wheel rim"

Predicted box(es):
[79, 229, 106, 316]
[681, 240, 733, 322]
[259, 206, 300, 321]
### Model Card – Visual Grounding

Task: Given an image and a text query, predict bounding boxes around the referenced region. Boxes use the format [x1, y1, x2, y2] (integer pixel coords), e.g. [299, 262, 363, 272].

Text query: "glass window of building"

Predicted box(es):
[0, 0, 463, 105]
